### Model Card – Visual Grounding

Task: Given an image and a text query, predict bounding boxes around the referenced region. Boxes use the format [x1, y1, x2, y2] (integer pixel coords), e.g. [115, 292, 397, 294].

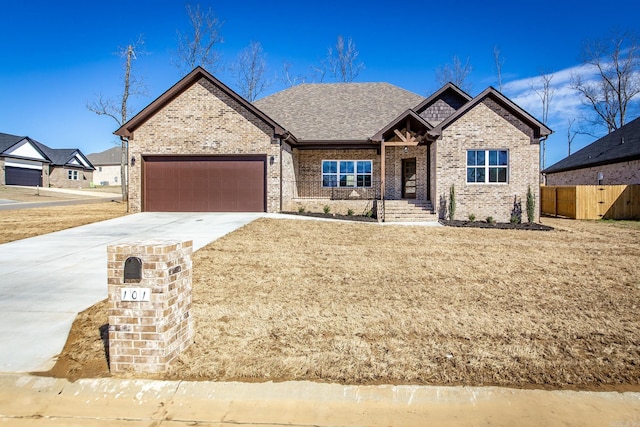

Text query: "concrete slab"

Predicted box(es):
[0, 374, 639, 426]
[0, 213, 261, 372]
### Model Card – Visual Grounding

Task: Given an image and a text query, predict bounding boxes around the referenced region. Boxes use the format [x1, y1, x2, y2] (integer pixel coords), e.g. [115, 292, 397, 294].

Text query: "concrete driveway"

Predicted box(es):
[0, 212, 261, 372]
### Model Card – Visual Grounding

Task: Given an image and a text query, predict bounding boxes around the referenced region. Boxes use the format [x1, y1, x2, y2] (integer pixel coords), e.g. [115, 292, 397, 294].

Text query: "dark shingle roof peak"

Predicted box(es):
[544, 116, 640, 173]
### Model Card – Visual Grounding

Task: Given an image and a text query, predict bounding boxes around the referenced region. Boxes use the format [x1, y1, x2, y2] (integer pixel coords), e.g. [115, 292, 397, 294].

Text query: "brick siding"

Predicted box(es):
[48, 166, 92, 188]
[545, 159, 640, 185]
[127, 78, 281, 213]
[435, 98, 540, 223]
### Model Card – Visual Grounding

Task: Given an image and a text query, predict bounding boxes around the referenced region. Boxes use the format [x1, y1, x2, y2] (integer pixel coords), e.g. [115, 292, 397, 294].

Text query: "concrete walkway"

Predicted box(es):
[0, 212, 261, 372]
[1, 374, 639, 426]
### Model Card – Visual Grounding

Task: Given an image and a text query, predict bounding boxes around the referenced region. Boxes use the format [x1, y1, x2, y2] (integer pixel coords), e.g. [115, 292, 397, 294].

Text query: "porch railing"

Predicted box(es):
[286, 180, 381, 200]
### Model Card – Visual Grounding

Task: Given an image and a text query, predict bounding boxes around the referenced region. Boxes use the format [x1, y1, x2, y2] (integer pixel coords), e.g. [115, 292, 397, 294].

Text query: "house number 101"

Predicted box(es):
[120, 288, 151, 302]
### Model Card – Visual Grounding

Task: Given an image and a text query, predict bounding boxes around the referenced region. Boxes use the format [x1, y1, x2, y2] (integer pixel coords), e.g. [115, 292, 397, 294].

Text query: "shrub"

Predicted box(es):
[468, 213, 476, 222]
[448, 185, 456, 221]
[347, 208, 354, 216]
[298, 206, 305, 213]
[526, 185, 535, 223]
[323, 205, 331, 214]
[486, 216, 495, 225]
[510, 195, 522, 224]
[365, 209, 373, 218]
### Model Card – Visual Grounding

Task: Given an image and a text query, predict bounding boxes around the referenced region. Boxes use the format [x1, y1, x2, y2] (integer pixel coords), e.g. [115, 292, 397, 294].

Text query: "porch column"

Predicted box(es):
[380, 141, 386, 200]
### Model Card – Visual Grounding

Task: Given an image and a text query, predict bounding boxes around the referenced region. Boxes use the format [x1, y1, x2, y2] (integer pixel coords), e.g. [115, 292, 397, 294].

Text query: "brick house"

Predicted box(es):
[115, 67, 551, 222]
[0, 132, 94, 188]
[544, 116, 640, 186]
[87, 146, 125, 186]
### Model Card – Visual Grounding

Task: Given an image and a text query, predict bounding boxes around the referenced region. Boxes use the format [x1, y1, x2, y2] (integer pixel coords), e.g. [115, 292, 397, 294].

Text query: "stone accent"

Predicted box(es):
[127, 77, 280, 213]
[0, 159, 4, 185]
[545, 159, 640, 186]
[107, 240, 193, 374]
[434, 97, 540, 223]
[48, 166, 92, 188]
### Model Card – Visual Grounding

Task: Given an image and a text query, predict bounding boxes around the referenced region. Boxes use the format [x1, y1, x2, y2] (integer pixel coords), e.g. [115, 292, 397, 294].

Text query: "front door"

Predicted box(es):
[402, 158, 416, 199]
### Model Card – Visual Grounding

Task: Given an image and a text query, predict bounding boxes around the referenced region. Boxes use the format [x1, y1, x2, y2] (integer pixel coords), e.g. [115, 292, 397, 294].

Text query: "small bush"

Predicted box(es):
[468, 213, 476, 222]
[486, 216, 495, 225]
[365, 209, 373, 218]
[448, 185, 456, 221]
[510, 214, 519, 224]
[347, 208, 354, 216]
[323, 205, 331, 214]
[298, 206, 305, 213]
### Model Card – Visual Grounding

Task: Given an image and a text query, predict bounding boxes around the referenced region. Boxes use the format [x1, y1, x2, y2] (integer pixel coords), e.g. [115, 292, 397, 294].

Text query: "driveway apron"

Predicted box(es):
[0, 212, 260, 372]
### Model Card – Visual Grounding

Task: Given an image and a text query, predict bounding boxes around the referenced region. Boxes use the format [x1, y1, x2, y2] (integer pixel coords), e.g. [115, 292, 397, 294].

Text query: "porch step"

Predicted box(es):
[383, 200, 438, 222]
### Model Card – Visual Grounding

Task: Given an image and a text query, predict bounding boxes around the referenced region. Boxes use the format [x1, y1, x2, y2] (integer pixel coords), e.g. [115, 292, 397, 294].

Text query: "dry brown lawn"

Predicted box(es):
[0, 202, 126, 244]
[50, 217, 640, 390]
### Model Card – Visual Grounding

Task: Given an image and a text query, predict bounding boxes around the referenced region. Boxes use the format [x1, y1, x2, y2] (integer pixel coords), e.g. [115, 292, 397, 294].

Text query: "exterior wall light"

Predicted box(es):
[131, 156, 136, 167]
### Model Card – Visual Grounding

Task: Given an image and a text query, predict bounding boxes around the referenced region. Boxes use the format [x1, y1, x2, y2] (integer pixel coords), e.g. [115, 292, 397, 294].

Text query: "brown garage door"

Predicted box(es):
[143, 156, 266, 212]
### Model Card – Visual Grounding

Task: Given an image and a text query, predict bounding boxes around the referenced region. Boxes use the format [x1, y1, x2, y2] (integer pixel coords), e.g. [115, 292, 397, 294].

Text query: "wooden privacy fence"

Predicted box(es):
[541, 185, 640, 220]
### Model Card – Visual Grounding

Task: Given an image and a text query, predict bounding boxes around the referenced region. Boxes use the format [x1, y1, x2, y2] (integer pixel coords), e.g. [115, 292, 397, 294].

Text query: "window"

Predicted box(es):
[467, 150, 508, 183]
[68, 170, 78, 180]
[322, 160, 372, 187]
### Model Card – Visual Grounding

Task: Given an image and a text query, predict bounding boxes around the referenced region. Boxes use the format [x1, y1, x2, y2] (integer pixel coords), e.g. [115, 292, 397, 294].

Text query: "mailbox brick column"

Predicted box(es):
[107, 240, 194, 373]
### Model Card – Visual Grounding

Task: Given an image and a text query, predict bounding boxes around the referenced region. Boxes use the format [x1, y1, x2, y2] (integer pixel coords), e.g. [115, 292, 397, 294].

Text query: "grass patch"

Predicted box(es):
[0, 202, 126, 244]
[48, 217, 640, 390]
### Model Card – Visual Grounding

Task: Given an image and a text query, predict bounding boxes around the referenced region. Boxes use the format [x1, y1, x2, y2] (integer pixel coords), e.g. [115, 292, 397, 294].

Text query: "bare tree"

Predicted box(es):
[326, 35, 364, 82]
[281, 61, 306, 87]
[531, 72, 555, 169]
[173, 3, 223, 75]
[571, 30, 640, 133]
[567, 118, 578, 156]
[87, 38, 146, 203]
[493, 46, 505, 92]
[234, 41, 269, 101]
[436, 55, 473, 92]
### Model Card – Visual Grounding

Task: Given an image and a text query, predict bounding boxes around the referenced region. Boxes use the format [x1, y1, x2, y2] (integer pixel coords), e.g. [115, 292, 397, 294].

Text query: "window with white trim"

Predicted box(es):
[467, 150, 508, 183]
[322, 160, 372, 187]
[68, 170, 78, 180]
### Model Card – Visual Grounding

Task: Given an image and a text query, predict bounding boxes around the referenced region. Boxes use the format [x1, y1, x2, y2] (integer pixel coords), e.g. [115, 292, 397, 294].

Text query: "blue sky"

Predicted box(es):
[1, 0, 639, 168]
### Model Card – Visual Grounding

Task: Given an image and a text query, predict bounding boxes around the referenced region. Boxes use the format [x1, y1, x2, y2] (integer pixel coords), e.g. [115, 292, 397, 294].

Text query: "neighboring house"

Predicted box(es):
[0, 132, 94, 188]
[544, 116, 640, 185]
[115, 67, 551, 222]
[87, 146, 124, 186]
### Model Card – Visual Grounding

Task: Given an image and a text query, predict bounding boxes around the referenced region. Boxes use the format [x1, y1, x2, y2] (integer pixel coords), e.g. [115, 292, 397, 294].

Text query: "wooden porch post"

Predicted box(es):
[380, 141, 385, 200]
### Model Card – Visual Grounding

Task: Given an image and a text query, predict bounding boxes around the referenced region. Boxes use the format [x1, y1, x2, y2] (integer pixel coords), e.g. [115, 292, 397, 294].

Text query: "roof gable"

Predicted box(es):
[371, 109, 433, 142]
[413, 83, 472, 126]
[115, 66, 285, 139]
[1, 136, 48, 161]
[429, 87, 552, 139]
[544, 116, 640, 173]
[254, 82, 425, 141]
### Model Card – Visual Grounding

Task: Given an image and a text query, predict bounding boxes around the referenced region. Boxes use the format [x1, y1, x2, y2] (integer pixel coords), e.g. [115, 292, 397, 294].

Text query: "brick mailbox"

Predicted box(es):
[107, 240, 194, 373]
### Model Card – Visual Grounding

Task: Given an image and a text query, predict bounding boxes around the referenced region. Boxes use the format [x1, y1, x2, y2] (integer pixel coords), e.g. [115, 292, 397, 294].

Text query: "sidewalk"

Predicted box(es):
[1, 374, 639, 426]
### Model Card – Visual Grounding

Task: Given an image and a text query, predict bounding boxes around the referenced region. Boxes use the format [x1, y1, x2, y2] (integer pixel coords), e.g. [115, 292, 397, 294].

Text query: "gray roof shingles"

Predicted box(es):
[87, 146, 122, 166]
[253, 83, 425, 141]
[544, 116, 640, 173]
